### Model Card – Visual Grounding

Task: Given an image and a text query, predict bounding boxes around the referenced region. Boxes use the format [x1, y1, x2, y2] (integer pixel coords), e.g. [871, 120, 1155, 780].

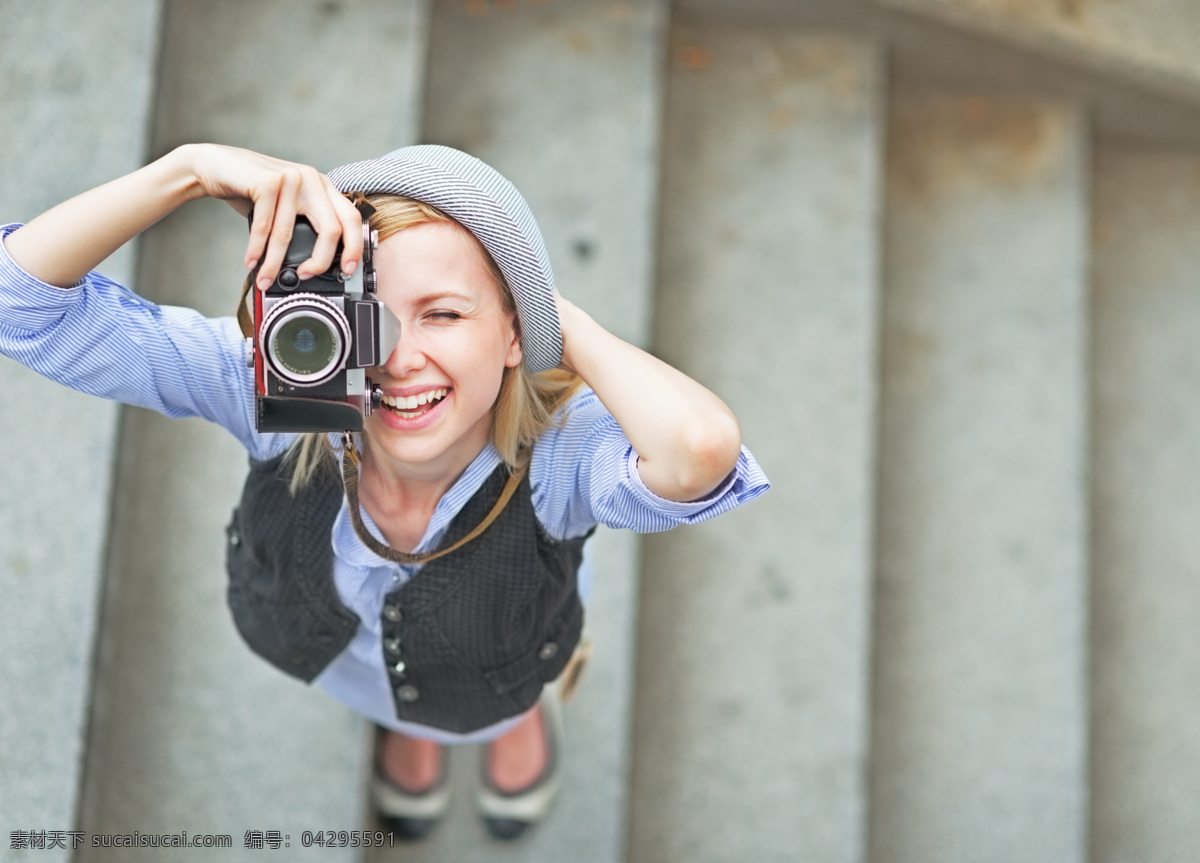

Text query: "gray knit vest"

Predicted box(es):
[224, 452, 587, 734]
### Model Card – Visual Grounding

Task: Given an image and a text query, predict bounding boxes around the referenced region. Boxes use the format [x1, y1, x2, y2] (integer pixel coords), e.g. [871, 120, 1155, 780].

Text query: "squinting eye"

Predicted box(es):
[429, 312, 462, 321]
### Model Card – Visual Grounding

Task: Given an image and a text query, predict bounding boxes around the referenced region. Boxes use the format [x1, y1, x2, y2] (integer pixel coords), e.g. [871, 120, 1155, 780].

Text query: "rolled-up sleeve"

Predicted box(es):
[530, 388, 770, 540]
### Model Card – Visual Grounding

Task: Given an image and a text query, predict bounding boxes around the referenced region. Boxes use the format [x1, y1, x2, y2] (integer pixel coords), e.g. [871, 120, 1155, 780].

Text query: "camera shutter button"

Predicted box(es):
[278, 268, 301, 290]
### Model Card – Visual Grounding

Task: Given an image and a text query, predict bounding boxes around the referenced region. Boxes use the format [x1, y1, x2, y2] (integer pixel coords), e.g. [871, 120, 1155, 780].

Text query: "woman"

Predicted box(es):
[0, 142, 769, 839]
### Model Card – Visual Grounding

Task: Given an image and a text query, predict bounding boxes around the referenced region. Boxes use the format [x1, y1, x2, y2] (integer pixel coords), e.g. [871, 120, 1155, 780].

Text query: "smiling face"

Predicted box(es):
[363, 220, 523, 480]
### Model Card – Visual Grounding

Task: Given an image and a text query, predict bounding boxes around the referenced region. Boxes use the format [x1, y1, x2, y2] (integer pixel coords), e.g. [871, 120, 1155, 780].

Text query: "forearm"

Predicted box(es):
[4, 142, 363, 292]
[4, 145, 204, 288]
[557, 295, 742, 502]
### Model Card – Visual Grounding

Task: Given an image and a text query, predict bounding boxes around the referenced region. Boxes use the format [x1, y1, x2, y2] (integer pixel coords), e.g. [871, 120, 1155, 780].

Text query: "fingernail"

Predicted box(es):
[257, 276, 272, 291]
[343, 261, 358, 276]
[247, 258, 258, 270]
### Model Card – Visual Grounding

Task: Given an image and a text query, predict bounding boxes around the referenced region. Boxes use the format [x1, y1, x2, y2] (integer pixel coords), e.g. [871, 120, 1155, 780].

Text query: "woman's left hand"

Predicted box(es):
[552, 288, 742, 502]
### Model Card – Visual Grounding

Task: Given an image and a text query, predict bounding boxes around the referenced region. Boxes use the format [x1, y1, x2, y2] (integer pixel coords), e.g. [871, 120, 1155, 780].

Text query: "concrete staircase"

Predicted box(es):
[4, 2, 1200, 862]
[0, 1, 160, 858]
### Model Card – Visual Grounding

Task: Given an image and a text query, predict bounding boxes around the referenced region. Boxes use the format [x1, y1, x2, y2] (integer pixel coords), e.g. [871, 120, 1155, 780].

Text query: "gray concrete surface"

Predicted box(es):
[681, 0, 1200, 150]
[869, 91, 1089, 863]
[0, 3, 160, 860]
[632, 28, 883, 863]
[372, 1, 667, 860]
[75, 2, 430, 860]
[1090, 147, 1200, 863]
[11, 2, 1200, 861]
[877, 0, 1200, 107]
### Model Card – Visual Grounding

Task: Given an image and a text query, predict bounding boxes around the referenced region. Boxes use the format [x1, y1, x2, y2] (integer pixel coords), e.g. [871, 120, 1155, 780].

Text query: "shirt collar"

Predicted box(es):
[331, 441, 505, 570]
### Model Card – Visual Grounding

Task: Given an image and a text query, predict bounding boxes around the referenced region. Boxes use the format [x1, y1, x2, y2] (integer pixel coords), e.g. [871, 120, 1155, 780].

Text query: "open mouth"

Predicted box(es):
[379, 388, 449, 419]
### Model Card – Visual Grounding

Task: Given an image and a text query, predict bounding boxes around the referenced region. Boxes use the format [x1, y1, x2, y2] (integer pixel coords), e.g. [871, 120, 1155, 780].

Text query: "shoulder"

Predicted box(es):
[541, 386, 612, 443]
[528, 387, 625, 474]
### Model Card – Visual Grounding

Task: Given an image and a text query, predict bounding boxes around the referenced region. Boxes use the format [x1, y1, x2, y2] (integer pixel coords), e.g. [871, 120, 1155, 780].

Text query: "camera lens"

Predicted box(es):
[260, 294, 352, 387]
[274, 316, 336, 376]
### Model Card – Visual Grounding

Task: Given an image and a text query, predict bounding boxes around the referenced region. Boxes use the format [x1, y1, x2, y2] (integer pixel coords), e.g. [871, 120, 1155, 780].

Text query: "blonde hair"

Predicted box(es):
[286, 194, 582, 491]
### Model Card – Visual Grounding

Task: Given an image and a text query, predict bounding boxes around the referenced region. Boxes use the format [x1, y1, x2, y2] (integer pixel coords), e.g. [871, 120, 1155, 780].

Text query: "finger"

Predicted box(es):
[296, 176, 363, 280]
[329, 185, 365, 276]
[245, 185, 278, 276]
[296, 174, 347, 280]
[256, 168, 302, 290]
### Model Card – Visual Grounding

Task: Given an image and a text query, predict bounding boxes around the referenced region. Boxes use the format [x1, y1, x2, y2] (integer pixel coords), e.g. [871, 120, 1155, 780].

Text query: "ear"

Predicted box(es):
[504, 328, 523, 369]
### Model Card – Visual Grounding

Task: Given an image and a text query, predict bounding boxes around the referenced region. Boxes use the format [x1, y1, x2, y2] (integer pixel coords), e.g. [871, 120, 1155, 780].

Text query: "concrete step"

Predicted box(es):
[869, 90, 1089, 863]
[875, 0, 1200, 106]
[75, 2, 430, 861]
[631, 25, 885, 863]
[679, 0, 1200, 150]
[0, 3, 160, 861]
[1089, 145, 1200, 863]
[371, 1, 667, 860]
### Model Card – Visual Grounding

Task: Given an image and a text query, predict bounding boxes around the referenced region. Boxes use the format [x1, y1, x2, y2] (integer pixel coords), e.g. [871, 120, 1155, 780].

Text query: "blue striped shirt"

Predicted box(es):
[0, 223, 769, 742]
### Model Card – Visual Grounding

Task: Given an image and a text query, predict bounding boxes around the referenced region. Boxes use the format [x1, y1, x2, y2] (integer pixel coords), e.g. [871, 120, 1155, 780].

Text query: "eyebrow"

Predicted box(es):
[412, 290, 475, 306]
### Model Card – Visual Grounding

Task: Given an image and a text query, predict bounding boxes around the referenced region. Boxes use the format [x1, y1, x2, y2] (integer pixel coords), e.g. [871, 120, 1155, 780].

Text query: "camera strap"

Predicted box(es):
[339, 432, 528, 565]
[236, 268, 256, 338]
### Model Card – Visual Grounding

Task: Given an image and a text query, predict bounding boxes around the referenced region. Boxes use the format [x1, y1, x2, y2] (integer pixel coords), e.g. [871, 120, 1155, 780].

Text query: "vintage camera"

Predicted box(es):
[250, 217, 400, 433]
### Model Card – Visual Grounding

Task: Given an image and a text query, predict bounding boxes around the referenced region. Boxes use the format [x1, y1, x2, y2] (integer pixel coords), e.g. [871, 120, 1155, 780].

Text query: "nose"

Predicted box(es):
[379, 324, 427, 379]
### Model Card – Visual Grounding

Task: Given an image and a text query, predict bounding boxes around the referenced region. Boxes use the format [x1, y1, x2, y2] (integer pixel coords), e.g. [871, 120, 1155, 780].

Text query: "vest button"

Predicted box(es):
[538, 642, 559, 661]
[396, 684, 420, 703]
[383, 605, 403, 622]
[384, 638, 402, 655]
[391, 660, 407, 675]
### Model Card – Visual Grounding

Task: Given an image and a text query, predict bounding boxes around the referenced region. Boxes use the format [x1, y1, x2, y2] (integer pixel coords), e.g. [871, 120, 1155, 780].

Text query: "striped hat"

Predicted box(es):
[326, 145, 562, 374]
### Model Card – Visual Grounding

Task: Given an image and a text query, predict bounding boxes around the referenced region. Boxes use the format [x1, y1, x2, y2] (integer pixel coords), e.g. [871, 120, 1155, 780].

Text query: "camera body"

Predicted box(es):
[251, 217, 400, 433]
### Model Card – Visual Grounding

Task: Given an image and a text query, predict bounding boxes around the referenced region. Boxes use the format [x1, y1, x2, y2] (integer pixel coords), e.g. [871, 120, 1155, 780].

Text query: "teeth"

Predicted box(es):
[382, 388, 447, 413]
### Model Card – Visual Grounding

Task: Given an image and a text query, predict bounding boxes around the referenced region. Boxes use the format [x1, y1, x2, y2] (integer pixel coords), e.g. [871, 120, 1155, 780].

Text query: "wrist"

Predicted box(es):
[554, 294, 589, 374]
[158, 144, 208, 205]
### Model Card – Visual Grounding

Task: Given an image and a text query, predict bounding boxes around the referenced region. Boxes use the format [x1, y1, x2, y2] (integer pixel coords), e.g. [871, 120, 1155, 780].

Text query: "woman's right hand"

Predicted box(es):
[184, 144, 364, 290]
[4, 143, 362, 291]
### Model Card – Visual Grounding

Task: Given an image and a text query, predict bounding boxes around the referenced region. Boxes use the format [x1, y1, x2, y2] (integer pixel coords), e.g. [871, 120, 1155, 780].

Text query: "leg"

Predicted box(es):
[380, 729, 442, 792]
[372, 728, 451, 840]
[477, 684, 564, 840]
[487, 704, 548, 793]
